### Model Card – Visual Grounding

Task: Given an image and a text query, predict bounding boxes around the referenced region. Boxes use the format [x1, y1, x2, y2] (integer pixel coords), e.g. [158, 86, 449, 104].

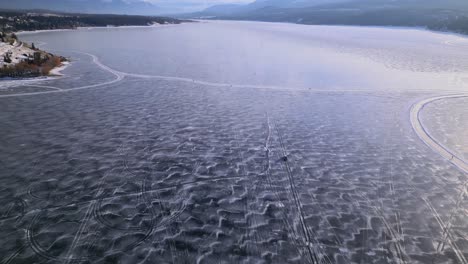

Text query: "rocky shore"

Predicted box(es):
[0, 32, 66, 78]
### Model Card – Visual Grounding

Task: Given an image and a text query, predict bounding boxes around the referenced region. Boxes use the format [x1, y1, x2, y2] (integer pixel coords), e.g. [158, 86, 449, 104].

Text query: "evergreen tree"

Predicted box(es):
[33, 52, 42, 65]
[3, 53, 12, 64]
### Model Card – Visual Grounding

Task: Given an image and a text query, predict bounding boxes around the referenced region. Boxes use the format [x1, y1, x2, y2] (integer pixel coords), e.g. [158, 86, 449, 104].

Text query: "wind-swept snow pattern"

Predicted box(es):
[0, 22, 467, 263]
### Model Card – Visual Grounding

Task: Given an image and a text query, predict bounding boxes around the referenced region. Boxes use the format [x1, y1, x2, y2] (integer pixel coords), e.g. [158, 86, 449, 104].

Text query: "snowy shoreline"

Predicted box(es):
[0, 39, 68, 80]
[1, 24, 180, 81]
[16, 22, 183, 36]
[48, 61, 70, 76]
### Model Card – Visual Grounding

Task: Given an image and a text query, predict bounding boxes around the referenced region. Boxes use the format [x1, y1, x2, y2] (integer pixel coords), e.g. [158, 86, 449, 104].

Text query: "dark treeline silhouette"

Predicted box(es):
[0, 10, 184, 32]
[221, 7, 468, 34]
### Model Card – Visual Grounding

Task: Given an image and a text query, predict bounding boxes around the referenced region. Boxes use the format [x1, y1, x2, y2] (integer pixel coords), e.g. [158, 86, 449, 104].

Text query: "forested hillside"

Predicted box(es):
[0, 10, 183, 32]
[187, 0, 468, 35]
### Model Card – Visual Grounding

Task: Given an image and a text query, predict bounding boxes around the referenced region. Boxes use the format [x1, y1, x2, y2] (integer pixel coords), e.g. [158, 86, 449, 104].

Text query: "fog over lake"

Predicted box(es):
[0, 21, 467, 263]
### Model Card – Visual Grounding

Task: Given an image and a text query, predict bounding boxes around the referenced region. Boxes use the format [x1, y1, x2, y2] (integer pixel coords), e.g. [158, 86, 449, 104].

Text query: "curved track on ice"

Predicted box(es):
[410, 94, 468, 173]
[0, 52, 124, 98]
[1, 51, 462, 99]
[2, 50, 466, 175]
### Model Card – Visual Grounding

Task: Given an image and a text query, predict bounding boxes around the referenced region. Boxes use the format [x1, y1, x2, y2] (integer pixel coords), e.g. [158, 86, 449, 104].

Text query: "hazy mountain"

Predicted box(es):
[0, 0, 163, 15]
[198, 4, 246, 16]
[187, 0, 468, 18]
[247, 0, 468, 10]
[246, 0, 351, 9]
[310, 0, 468, 10]
[187, 0, 352, 17]
[183, 0, 468, 35]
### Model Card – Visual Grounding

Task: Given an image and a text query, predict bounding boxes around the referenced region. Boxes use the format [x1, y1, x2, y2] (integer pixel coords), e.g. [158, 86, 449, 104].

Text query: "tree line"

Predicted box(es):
[0, 10, 184, 33]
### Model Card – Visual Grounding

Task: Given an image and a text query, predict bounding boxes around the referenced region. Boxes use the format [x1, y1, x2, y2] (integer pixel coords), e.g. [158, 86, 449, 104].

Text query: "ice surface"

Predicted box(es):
[421, 97, 468, 161]
[0, 21, 467, 263]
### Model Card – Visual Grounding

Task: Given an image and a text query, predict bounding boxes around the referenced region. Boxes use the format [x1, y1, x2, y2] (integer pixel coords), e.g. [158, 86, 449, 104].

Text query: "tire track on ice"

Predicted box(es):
[422, 196, 467, 264]
[0, 175, 244, 224]
[23, 85, 63, 91]
[434, 183, 467, 254]
[25, 178, 105, 263]
[390, 180, 466, 264]
[2, 51, 453, 99]
[410, 93, 468, 264]
[261, 115, 303, 257]
[233, 131, 261, 257]
[341, 178, 408, 264]
[1, 246, 26, 264]
[273, 122, 331, 264]
[267, 115, 351, 262]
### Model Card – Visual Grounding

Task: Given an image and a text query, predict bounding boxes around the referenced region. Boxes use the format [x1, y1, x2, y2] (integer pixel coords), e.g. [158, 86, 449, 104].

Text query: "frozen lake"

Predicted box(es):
[0, 21, 467, 263]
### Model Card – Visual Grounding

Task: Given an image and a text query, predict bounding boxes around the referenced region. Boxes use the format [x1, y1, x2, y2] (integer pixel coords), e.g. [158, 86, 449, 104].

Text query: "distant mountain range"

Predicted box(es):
[3, 0, 468, 35]
[182, 0, 468, 35]
[0, 0, 200, 15]
[0, 0, 164, 15]
[0, 9, 183, 33]
[188, 0, 468, 17]
[194, 0, 351, 17]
